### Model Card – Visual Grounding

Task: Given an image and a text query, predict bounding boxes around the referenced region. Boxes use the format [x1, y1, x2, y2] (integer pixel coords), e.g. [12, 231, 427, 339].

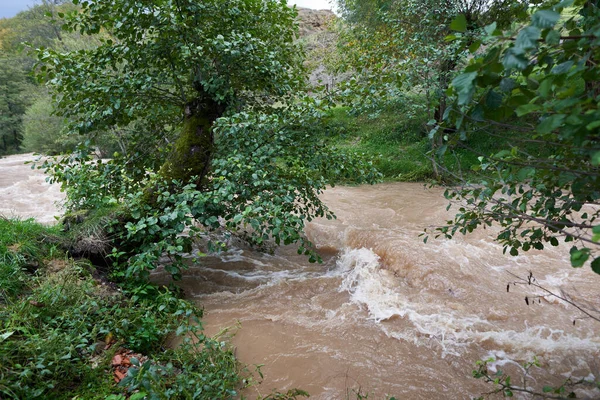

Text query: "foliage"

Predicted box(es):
[321, 102, 514, 181]
[0, 217, 61, 303]
[333, 0, 526, 117]
[0, 53, 36, 155]
[0, 1, 75, 54]
[323, 104, 434, 180]
[0, 218, 245, 400]
[433, 0, 600, 273]
[38, 99, 380, 280]
[473, 357, 600, 399]
[35, 0, 304, 134]
[0, 1, 107, 156]
[21, 94, 74, 155]
[34, 0, 380, 280]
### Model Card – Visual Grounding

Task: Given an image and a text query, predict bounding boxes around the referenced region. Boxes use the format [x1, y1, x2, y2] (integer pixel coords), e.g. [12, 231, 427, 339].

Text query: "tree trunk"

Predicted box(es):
[158, 98, 223, 187]
[430, 56, 457, 181]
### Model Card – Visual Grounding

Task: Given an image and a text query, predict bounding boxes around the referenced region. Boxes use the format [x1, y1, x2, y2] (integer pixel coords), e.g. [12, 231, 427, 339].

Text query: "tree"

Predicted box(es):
[0, 53, 35, 155]
[334, 0, 528, 177]
[36, 0, 378, 279]
[0, 1, 76, 48]
[431, 0, 600, 273]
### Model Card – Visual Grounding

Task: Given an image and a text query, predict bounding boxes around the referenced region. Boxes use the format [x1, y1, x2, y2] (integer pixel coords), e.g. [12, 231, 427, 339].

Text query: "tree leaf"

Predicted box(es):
[551, 61, 574, 75]
[592, 258, 600, 274]
[452, 72, 478, 105]
[532, 10, 560, 29]
[536, 114, 565, 134]
[450, 14, 467, 32]
[515, 26, 541, 50]
[570, 246, 589, 268]
[591, 151, 600, 166]
[503, 47, 529, 70]
[516, 103, 540, 117]
[484, 22, 497, 35]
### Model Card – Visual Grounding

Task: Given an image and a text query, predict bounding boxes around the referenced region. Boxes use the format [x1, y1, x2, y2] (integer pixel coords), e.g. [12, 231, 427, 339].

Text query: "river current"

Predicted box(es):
[2, 154, 599, 399]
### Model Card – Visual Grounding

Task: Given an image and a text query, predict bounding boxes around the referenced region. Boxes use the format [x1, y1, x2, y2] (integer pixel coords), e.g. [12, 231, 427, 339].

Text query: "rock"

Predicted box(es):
[297, 8, 336, 38]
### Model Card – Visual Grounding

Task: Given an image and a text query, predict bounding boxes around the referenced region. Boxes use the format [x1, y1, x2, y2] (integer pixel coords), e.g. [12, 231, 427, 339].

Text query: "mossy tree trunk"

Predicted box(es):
[159, 98, 223, 188]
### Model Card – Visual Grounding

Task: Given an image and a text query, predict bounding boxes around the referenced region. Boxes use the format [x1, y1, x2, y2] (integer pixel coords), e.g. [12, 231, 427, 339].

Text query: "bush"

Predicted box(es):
[0, 218, 245, 399]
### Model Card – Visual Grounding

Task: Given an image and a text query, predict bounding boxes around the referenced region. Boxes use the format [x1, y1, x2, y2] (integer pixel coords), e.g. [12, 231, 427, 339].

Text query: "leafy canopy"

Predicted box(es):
[37, 0, 304, 133]
[36, 0, 379, 279]
[334, 0, 526, 116]
[434, 0, 600, 273]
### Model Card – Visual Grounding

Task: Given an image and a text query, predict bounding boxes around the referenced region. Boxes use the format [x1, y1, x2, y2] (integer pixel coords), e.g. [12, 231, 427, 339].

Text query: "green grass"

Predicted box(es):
[0, 218, 244, 399]
[0, 217, 62, 303]
[323, 104, 434, 181]
[323, 101, 542, 184]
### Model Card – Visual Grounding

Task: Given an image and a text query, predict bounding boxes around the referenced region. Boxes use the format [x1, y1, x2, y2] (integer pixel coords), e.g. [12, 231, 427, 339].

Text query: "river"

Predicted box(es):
[2, 153, 599, 399]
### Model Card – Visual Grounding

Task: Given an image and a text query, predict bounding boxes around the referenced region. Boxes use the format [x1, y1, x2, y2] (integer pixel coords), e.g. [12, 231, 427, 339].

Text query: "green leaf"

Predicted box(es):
[551, 61, 574, 75]
[452, 72, 478, 105]
[536, 114, 565, 134]
[538, 76, 554, 98]
[516, 103, 540, 117]
[586, 121, 600, 131]
[591, 258, 600, 275]
[570, 246, 589, 268]
[591, 151, 600, 167]
[485, 90, 503, 110]
[0, 331, 14, 342]
[450, 14, 467, 33]
[484, 22, 497, 35]
[545, 29, 561, 45]
[469, 41, 482, 53]
[503, 48, 529, 70]
[515, 26, 541, 50]
[532, 10, 560, 29]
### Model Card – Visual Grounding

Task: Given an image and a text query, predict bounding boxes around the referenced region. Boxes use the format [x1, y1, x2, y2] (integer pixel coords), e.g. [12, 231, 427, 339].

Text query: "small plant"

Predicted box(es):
[0, 218, 248, 399]
[473, 357, 599, 399]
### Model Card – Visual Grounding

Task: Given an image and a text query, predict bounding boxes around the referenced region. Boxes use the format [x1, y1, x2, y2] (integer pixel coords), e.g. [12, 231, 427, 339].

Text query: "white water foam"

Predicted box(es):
[336, 248, 600, 358]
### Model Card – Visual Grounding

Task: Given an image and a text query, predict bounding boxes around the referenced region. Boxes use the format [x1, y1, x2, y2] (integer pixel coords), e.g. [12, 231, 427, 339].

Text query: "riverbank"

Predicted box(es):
[0, 217, 249, 399]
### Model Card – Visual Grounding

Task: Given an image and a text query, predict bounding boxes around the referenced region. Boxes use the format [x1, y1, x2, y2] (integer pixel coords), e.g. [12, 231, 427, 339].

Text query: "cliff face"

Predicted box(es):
[297, 8, 336, 38]
[297, 8, 341, 88]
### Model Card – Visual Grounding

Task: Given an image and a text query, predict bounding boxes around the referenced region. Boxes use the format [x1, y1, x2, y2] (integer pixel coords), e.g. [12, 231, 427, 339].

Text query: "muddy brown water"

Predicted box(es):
[2, 154, 599, 399]
[0, 153, 64, 224]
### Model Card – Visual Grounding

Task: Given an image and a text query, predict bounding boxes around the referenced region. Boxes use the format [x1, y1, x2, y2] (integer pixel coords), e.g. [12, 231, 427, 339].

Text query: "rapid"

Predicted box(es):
[2, 154, 599, 399]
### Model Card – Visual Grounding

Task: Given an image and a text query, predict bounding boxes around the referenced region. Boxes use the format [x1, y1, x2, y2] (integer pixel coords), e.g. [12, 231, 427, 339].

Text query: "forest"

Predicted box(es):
[0, 0, 599, 398]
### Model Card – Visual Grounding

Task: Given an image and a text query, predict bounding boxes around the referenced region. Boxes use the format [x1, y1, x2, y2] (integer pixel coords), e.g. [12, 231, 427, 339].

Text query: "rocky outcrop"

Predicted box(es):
[297, 8, 343, 88]
[297, 8, 336, 38]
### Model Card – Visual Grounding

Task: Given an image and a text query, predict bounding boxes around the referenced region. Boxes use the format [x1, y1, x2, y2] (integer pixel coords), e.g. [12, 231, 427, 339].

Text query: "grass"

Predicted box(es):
[322, 100, 542, 184]
[323, 103, 434, 182]
[0, 217, 62, 303]
[0, 218, 245, 399]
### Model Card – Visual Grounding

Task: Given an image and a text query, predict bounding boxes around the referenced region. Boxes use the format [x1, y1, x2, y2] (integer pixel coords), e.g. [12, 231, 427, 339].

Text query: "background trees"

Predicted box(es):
[0, 55, 35, 154]
[0, 0, 102, 155]
[334, 0, 526, 120]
